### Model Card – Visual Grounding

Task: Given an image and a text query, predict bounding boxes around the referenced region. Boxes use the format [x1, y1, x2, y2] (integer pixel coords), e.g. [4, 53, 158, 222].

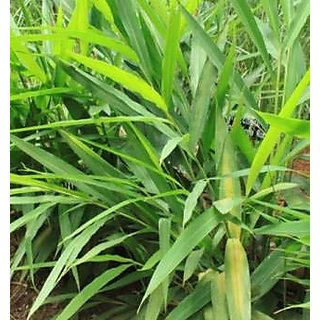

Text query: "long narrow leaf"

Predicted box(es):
[67, 52, 167, 112]
[225, 238, 251, 320]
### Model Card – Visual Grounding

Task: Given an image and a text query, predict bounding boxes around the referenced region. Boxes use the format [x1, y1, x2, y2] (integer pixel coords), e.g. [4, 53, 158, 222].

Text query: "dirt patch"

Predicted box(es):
[10, 280, 61, 320]
[292, 158, 310, 176]
[291, 146, 310, 176]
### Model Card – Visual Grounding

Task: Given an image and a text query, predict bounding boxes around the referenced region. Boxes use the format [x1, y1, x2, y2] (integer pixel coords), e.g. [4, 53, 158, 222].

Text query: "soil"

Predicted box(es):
[11, 281, 61, 320]
[292, 158, 310, 176]
[291, 146, 310, 176]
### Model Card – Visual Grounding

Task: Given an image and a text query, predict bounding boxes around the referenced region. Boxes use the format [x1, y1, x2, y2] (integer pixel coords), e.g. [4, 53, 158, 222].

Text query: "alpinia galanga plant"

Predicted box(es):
[10, 0, 309, 319]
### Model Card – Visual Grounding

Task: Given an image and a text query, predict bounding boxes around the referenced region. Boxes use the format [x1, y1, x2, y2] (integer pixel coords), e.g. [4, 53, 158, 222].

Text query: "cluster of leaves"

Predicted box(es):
[10, 0, 310, 319]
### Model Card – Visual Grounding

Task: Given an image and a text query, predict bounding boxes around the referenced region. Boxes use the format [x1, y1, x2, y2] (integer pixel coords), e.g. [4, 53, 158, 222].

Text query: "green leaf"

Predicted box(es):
[92, 0, 119, 33]
[11, 214, 49, 278]
[225, 238, 251, 320]
[255, 18, 281, 63]
[183, 248, 204, 284]
[258, 112, 310, 139]
[251, 244, 287, 301]
[67, 0, 90, 55]
[145, 286, 164, 320]
[145, 218, 171, 320]
[81, 138, 182, 187]
[10, 195, 80, 205]
[10, 18, 47, 82]
[282, 0, 310, 51]
[150, 0, 168, 22]
[58, 204, 81, 291]
[10, 203, 55, 233]
[11, 30, 139, 62]
[10, 136, 107, 202]
[161, 6, 181, 106]
[10, 174, 93, 202]
[71, 232, 141, 267]
[129, 124, 161, 170]
[250, 182, 299, 200]
[159, 218, 171, 310]
[254, 220, 309, 238]
[62, 190, 186, 243]
[160, 136, 184, 165]
[274, 301, 310, 314]
[211, 272, 228, 320]
[183, 180, 207, 228]
[137, 0, 188, 77]
[189, 39, 207, 97]
[117, 0, 161, 84]
[141, 250, 161, 271]
[67, 52, 167, 113]
[62, 64, 177, 138]
[11, 116, 170, 133]
[215, 102, 242, 238]
[10, 87, 74, 101]
[189, 59, 216, 151]
[261, 0, 281, 42]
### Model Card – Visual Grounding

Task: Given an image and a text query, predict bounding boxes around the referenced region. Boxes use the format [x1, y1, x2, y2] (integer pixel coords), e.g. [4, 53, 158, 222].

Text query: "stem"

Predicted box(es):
[274, 49, 283, 114]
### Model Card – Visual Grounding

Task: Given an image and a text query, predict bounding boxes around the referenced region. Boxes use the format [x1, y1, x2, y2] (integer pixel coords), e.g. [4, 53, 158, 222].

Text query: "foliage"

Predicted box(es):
[10, 0, 310, 319]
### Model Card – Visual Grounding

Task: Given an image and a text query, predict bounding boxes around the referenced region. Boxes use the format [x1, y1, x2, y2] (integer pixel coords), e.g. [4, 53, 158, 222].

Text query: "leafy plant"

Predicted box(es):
[10, 0, 310, 319]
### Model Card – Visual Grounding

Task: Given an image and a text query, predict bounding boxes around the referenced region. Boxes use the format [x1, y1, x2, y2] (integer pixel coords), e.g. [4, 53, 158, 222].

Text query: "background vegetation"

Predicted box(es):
[10, 0, 310, 319]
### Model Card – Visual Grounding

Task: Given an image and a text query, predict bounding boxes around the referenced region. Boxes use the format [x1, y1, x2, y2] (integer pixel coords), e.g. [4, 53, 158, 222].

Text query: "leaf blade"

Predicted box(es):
[225, 238, 251, 320]
[67, 52, 167, 112]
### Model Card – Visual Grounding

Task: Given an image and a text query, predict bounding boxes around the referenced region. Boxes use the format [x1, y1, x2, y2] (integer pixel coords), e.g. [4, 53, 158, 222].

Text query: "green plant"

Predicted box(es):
[10, 0, 310, 319]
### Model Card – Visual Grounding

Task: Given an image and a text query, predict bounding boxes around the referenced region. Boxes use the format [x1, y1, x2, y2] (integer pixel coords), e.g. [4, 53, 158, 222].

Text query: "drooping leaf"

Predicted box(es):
[67, 52, 168, 113]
